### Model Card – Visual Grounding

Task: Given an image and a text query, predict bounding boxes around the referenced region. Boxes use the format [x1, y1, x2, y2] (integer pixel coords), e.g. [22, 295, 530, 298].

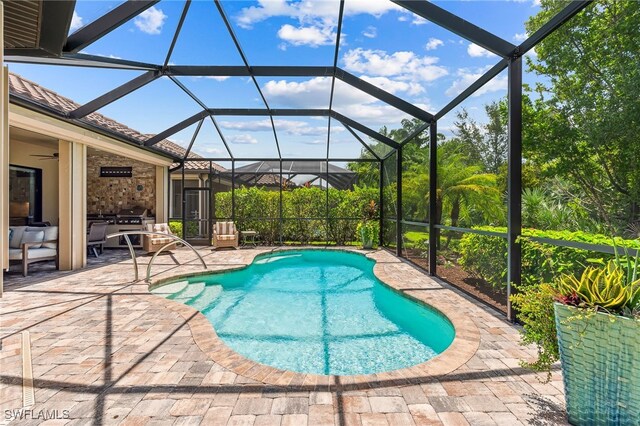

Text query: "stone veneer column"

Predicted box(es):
[58, 140, 87, 270]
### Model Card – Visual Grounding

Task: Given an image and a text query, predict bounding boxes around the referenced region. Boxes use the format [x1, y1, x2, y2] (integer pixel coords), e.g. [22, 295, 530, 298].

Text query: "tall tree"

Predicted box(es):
[524, 0, 640, 230]
[451, 105, 508, 173]
[482, 101, 508, 174]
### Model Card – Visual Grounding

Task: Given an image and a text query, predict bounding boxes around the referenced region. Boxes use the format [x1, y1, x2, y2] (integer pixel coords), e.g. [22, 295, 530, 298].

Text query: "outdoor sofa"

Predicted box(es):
[8, 225, 59, 276]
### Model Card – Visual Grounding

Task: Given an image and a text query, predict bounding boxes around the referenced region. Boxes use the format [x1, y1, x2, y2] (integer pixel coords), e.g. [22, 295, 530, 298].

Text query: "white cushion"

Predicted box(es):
[25, 248, 57, 259]
[150, 237, 173, 244]
[9, 226, 27, 248]
[8, 247, 56, 260]
[28, 226, 58, 249]
[215, 221, 235, 235]
[22, 230, 44, 248]
[8, 248, 22, 260]
[153, 223, 170, 234]
[216, 234, 237, 241]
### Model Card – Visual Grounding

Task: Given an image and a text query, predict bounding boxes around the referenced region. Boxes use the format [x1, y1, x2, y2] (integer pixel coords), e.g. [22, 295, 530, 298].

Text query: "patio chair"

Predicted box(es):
[213, 221, 239, 249]
[143, 223, 177, 254]
[87, 222, 108, 257]
[8, 225, 58, 276]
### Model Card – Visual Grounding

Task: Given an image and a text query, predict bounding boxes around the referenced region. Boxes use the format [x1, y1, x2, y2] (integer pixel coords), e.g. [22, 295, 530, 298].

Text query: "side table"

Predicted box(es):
[241, 230, 258, 247]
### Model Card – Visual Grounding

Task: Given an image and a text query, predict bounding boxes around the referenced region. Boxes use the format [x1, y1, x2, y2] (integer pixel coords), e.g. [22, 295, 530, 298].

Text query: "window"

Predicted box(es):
[9, 165, 42, 225]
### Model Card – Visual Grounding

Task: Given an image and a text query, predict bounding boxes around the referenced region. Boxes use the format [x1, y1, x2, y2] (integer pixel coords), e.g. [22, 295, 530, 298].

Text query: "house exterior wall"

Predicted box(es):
[86, 148, 156, 215]
[1, 3, 7, 294]
[9, 137, 59, 224]
[58, 140, 86, 270]
[4, 104, 173, 273]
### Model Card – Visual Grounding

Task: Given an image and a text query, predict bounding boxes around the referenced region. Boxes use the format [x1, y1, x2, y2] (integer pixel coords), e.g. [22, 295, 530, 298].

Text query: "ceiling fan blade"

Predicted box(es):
[30, 154, 54, 157]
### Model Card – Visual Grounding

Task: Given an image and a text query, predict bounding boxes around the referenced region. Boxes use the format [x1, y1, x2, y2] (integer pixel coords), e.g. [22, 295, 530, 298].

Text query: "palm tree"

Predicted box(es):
[403, 146, 504, 245]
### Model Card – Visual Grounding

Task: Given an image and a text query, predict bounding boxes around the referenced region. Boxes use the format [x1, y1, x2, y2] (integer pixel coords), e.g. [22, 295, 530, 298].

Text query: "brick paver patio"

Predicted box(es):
[0, 247, 567, 425]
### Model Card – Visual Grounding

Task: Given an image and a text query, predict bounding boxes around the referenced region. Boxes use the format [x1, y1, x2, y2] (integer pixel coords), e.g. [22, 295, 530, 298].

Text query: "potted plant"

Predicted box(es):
[357, 200, 379, 249]
[511, 252, 640, 425]
[357, 221, 378, 249]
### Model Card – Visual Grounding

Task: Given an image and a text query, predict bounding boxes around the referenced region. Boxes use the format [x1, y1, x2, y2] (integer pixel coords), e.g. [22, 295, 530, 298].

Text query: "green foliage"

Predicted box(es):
[402, 143, 504, 227]
[403, 231, 429, 249]
[168, 220, 198, 238]
[213, 186, 379, 245]
[556, 262, 639, 312]
[524, 0, 640, 231]
[510, 283, 559, 376]
[459, 226, 640, 289]
[450, 104, 508, 174]
[356, 221, 380, 248]
[214, 187, 280, 244]
[512, 253, 640, 378]
[168, 220, 181, 236]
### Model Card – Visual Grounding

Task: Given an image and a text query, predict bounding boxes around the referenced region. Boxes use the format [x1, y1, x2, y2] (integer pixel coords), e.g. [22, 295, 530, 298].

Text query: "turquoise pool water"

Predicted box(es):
[152, 250, 455, 375]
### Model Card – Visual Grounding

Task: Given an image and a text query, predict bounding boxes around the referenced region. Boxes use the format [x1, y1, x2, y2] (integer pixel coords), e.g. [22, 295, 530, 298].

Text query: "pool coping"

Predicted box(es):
[145, 247, 481, 388]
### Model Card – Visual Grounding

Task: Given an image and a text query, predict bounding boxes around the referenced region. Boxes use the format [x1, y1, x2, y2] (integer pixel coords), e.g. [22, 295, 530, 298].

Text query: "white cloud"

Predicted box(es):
[277, 24, 336, 47]
[514, 32, 528, 42]
[342, 48, 448, 82]
[134, 6, 167, 35]
[207, 76, 230, 82]
[221, 118, 334, 137]
[467, 43, 497, 58]
[445, 68, 507, 98]
[235, 0, 402, 48]
[236, 0, 400, 29]
[222, 121, 272, 132]
[263, 78, 331, 108]
[227, 134, 258, 144]
[360, 76, 424, 96]
[201, 146, 225, 155]
[70, 11, 83, 32]
[261, 77, 429, 128]
[425, 38, 443, 51]
[411, 16, 428, 26]
[362, 26, 377, 39]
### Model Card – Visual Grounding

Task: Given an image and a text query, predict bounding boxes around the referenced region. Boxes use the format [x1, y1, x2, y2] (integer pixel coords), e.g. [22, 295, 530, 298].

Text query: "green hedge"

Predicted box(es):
[214, 186, 379, 245]
[459, 227, 640, 289]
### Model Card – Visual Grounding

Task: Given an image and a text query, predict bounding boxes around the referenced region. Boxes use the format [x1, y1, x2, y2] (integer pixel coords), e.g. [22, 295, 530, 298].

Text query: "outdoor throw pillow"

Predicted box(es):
[22, 230, 45, 249]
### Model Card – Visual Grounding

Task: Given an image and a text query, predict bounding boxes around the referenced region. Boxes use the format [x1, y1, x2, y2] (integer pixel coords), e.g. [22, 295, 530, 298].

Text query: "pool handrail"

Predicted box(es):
[105, 231, 207, 282]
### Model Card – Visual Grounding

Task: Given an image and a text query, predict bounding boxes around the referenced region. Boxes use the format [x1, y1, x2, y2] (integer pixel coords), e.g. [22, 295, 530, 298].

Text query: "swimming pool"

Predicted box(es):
[152, 250, 455, 376]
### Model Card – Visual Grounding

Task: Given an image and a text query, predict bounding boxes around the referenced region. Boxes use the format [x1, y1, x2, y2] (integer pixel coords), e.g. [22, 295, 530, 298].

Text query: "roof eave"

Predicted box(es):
[9, 94, 180, 162]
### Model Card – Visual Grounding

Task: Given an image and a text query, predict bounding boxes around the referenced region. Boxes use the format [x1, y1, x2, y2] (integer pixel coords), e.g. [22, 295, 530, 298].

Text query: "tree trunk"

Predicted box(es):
[445, 197, 461, 248]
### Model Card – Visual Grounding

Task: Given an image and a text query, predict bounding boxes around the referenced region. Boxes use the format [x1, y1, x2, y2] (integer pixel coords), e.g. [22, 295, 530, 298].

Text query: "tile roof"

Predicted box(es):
[7, 71, 228, 172]
[142, 135, 226, 172]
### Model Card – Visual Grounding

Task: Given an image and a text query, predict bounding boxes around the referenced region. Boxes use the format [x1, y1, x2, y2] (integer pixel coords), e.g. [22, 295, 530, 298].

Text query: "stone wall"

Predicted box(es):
[86, 148, 156, 215]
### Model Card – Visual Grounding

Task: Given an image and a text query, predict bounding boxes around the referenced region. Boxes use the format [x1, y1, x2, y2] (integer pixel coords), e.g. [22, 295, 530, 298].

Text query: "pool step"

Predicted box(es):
[151, 280, 188, 297]
[191, 285, 223, 311]
[255, 254, 302, 264]
[171, 281, 206, 303]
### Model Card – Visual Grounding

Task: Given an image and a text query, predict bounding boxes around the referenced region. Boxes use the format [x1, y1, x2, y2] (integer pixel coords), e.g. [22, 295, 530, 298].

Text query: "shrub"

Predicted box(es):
[168, 220, 198, 238]
[459, 227, 640, 289]
[510, 283, 559, 375]
[213, 186, 379, 245]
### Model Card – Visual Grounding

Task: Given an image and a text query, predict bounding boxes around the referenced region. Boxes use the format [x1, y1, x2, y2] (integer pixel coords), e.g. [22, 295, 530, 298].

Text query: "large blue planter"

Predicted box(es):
[554, 303, 640, 425]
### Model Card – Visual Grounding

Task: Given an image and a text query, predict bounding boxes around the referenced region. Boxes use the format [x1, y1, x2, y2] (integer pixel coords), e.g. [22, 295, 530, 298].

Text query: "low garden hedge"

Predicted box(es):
[459, 227, 640, 289]
[213, 186, 380, 245]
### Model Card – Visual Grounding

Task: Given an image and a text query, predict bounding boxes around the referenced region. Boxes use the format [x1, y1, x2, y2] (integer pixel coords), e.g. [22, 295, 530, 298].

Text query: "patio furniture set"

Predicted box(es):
[6, 220, 256, 276]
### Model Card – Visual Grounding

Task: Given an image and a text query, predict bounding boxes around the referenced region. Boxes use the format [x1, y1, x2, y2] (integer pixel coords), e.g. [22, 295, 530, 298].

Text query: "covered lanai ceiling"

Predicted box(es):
[4, 0, 592, 163]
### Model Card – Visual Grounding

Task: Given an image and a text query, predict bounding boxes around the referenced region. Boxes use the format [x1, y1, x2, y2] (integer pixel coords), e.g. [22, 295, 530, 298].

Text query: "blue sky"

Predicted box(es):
[9, 0, 544, 160]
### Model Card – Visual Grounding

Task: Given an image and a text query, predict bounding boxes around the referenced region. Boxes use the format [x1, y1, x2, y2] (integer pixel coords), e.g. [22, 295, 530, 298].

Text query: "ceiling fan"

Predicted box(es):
[30, 153, 59, 160]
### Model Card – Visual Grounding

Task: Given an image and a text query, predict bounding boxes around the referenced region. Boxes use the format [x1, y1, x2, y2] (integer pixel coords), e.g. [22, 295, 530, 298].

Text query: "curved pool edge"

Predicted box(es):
[146, 247, 480, 386]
